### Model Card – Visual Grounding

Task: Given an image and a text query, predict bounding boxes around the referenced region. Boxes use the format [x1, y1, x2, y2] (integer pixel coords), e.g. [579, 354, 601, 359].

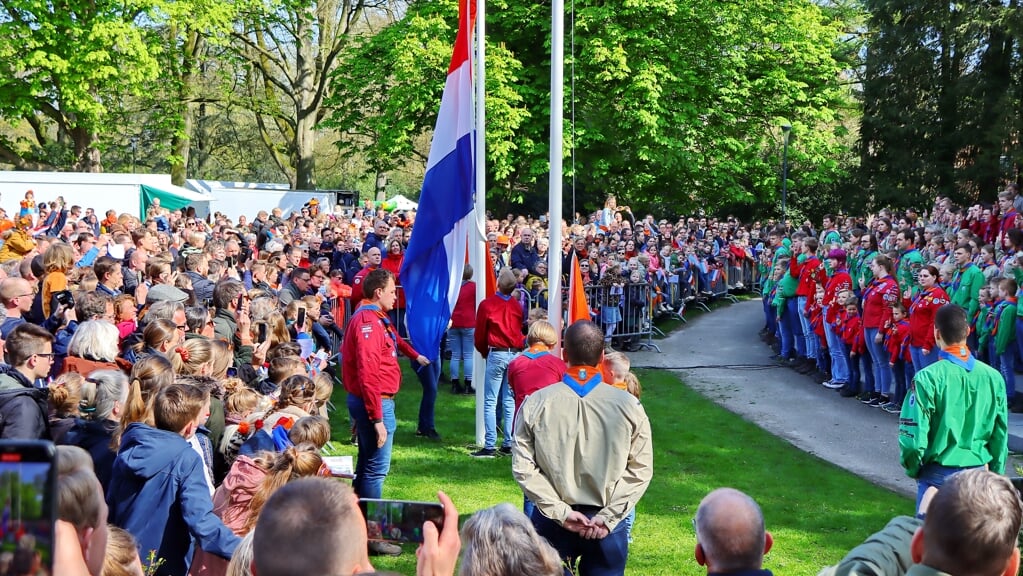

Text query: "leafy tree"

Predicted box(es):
[0, 0, 160, 170]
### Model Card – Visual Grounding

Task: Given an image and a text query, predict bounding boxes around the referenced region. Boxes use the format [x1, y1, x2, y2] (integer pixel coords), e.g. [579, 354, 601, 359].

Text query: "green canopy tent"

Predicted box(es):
[140, 184, 213, 220]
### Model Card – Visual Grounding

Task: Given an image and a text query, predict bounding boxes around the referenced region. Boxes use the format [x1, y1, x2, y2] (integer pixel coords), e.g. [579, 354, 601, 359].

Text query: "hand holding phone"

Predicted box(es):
[359, 498, 445, 544]
[0, 441, 56, 575]
[296, 307, 306, 329]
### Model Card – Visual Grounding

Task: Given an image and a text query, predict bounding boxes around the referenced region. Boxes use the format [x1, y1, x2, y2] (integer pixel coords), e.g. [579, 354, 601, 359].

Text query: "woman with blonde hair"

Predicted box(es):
[110, 355, 174, 451]
[188, 444, 324, 576]
[42, 241, 75, 317]
[140, 318, 183, 358]
[170, 337, 214, 376]
[458, 503, 563, 576]
[61, 370, 129, 490]
[48, 372, 84, 443]
[507, 320, 566, 414]
[102, 525, 145, 576]
[239, 375, 318, 457]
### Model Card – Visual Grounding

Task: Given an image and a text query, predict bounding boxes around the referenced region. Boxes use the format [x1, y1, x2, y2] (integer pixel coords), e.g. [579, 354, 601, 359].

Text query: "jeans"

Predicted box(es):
[531, 506, 629, 576]
[348, 395, 396, 499]
[910, 345, 939, 374]
[916, 464, 981, 513]
[797, 297, 817, 360]
[416, 362, 439, 433]
[997, 349, 1016, 402]
[448, 327, 474, 381]
[778, 302, 795, 358]
[823, 310, 849, 383]
[891, 359, 913, 405]
[483, 351, 517, 450]
[864, 327, 892, 394]
[786, 298, 806, 357]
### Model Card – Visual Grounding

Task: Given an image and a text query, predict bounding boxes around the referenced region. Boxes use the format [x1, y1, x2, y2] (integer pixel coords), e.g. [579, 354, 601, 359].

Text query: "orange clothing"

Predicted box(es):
[42, 270, 68, 318]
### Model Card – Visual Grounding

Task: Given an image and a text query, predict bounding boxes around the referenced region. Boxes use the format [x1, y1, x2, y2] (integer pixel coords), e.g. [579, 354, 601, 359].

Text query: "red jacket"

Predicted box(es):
[450, 281, 477, 329]
[999, 210, 1022, 250]
[842, 313, 865, 355]
[906, 286, 950, 349]
[507, 346, 567, 413]
[381, 254, 405, 308]
[349, 265, 377, 304]
[824, 269, 852, 324]
[474, 292, 524, 357]
[862, 276, 899, 329]
[797, 256, 826, 299]
[884, 319, 911, 363]
[341, 302, 419, 420]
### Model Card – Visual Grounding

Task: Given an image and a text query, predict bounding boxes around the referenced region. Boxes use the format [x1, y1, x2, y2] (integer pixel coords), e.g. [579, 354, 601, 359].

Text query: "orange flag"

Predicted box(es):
[484, 252, 497, 298]
[568, 252, 590, 324]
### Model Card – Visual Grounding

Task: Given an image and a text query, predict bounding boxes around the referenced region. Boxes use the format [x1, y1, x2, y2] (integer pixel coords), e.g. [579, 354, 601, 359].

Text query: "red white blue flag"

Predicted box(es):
[400, 0, 477, 361]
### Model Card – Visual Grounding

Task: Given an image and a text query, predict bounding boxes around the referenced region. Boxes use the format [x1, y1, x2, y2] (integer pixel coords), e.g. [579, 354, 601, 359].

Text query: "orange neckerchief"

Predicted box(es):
[941, 344, 970, 362]
[527, 343, 550, 354]
[564, 365, 602, 384]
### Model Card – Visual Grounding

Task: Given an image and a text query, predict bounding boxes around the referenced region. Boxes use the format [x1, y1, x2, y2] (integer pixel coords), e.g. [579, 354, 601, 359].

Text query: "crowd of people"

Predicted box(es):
[0, 180, 1020, 576]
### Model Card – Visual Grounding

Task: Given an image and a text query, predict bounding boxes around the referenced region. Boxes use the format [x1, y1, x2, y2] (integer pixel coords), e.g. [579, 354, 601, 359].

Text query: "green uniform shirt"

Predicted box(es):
[896, 248, 924, 298]
[898, 351, 1007, 479]
[994, 300, 1017, 355]
[949, 263, 984, 322]
[852, 249, 877, 291]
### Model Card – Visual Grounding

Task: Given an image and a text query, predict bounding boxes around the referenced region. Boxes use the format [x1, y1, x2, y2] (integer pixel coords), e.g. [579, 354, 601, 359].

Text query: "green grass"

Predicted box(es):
[328, 364, 911, 575]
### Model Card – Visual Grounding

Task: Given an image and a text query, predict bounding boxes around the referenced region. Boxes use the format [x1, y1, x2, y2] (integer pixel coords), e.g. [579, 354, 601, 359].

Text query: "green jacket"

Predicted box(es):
[949, 263, 984, 322]
[975, 304, 993, 347]
[994, 300, 1017, 355]
[896, 249, 924, 298]
[816, 515, 921, 576]
[852, 249, 877, 291]
[898, 353, 1007, 478]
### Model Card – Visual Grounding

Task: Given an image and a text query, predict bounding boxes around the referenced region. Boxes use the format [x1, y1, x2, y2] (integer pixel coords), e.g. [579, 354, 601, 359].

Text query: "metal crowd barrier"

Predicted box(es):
[583, 282, 661, 352]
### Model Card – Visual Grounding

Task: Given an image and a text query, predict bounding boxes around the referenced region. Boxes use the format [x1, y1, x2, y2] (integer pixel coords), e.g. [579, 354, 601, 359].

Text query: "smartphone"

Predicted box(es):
[53, 290, 74, 309]
[359, 499, 444, 544]
[0, 441, 56, 575]
[257, 323, 268, 344]
[296, 307, 306, 329]
[236, 293, 245, 311]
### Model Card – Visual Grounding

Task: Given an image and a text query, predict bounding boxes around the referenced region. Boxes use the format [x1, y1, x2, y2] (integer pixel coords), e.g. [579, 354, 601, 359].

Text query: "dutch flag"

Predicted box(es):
[400, 0, 477, 363]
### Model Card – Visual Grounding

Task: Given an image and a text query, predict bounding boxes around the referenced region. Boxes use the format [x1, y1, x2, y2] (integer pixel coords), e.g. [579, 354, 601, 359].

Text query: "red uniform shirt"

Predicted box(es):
[350, 265, 378, 304]
[341, 302, 418, 420]
[824, 269, 852, 325]
[862, 276, 899, 329]
[906, 285, 950, 349]
[884, 319, 911, 363]
[842, 312, 865, 355]
[474, 292, 524, 357]
[450, 281, 477, 329]
[797, 256, 826, 300]
[507, 345, 567, 413]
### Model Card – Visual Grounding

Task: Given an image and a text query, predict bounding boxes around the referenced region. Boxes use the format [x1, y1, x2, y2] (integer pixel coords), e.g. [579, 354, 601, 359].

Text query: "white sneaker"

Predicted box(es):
[823, 380, 845, 389]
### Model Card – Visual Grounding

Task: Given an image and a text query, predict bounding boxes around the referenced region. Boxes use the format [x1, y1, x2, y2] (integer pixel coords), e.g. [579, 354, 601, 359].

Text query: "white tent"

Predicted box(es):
[186, 179, 336, 222]
[0, 172, 213, 219]
[387, 194, 419, 211]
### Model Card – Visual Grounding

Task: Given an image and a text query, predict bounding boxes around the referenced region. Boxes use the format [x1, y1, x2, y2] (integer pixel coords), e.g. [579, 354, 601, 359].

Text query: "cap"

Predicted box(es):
[827, 248, 847, 261]
[497, 235, 510, 245]
[146, 284, 190, 305]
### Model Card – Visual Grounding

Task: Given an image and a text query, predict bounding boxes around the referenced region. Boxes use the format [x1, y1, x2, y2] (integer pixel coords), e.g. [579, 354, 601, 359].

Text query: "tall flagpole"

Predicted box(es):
[472, 0, 487, 446]
[548, 0, 564, 338]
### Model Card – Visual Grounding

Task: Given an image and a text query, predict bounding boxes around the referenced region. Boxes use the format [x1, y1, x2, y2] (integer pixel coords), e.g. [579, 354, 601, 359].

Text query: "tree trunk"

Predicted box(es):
[71, 127, 102, 172]
[375, 170, 387, 201]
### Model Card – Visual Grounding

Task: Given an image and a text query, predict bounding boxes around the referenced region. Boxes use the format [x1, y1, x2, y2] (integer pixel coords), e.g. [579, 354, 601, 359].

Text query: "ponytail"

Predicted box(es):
[110, 379, 145, 452]
[240, 443, 323, 534]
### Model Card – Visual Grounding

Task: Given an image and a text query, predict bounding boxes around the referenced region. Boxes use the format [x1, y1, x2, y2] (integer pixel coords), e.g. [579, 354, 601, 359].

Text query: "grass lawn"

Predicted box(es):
[328, 364, 911, 575]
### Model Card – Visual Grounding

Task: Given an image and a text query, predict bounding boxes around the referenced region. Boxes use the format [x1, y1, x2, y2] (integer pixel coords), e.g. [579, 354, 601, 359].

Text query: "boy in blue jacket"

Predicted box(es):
[107, 383, 240, 576]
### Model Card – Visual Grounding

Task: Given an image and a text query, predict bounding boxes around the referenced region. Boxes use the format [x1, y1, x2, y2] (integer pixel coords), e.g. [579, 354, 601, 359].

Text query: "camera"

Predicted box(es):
[53, 290, 74, 309]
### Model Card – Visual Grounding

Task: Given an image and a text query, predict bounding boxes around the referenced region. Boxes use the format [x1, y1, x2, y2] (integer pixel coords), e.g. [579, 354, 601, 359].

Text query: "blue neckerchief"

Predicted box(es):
[523, 350, 550, 360]
[496, 292, 512, 301]
[562, 369, 603, 398]
[938, 348, 976, 371]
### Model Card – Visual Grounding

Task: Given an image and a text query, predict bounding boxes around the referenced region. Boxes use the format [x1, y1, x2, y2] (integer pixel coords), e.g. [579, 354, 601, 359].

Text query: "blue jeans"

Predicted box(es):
[997, 349, 1016, 402]
[416, 362, 439, 433]
[786, 299, 806, 357]
[891, 360, 913, 404]
[778, 302, 795, 358]
[915, 464, 981, 513]
[823, 309, 848, 383]
[531, 506, 629, 576]
[797, 297, 816, 360]
[448, 327, 474, 381]
[483, 351, 516, 450]
[864, 327, 892, 394]
[910, 345, 939, 374]
[347, 395, 396, 499]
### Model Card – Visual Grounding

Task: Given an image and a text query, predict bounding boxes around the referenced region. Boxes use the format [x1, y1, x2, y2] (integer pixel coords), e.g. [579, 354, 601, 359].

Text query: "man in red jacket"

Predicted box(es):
[472, 267, 524, 458]
[341, 268, 428, 555]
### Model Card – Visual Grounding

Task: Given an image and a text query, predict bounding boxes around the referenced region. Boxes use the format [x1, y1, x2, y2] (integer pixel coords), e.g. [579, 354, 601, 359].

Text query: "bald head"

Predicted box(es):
[695, 488, 770, 573]
[0, 277, 32, 308]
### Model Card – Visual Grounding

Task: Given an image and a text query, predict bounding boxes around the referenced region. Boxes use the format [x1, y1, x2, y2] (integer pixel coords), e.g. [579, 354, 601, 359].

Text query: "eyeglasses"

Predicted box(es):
[34, 353, 56, 360]
[176, 324, 188, 331]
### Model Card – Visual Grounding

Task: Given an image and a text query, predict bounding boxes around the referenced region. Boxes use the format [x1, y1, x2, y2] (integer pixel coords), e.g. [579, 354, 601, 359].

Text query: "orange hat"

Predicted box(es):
[497, 235, 510, 245]
[309, 199, 319, 205]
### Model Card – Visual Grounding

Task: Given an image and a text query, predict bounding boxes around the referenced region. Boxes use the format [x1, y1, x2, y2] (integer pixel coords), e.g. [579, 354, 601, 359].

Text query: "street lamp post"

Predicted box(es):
[781, 124, 791, 225]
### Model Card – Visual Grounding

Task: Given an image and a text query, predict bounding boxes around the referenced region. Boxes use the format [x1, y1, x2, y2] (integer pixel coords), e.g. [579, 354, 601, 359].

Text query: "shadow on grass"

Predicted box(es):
[329, 359, 909, 575]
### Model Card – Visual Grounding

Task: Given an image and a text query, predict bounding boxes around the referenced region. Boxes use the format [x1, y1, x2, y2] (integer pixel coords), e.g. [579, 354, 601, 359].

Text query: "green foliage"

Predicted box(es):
[0, 0, 161, 168]
[327, 0, 858, 215]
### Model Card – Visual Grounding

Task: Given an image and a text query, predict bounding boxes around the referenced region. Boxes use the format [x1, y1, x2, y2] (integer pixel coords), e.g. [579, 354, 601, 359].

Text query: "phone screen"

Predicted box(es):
[296, 307, 306, 329]
[0, 441, 56, 575]
[257, 323, 268, 344]
[359, 499, 444, 544]
[236, 293, 245, 312]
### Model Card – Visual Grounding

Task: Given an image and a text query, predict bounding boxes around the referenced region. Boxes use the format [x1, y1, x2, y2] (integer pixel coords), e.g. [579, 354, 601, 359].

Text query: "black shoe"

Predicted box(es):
[470, 448, 497, 458]
[439, 372, 450, 383]
[498, 446, 512, 456]
[869, 395, 887, 407]
[416, 429, 442, 440]
[368, 541, 403, 556]
[462, 382, 475, 395]
[839, 385, 859, 397]
[451, 379, 463, 394]
[857, 392, 874, 403]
